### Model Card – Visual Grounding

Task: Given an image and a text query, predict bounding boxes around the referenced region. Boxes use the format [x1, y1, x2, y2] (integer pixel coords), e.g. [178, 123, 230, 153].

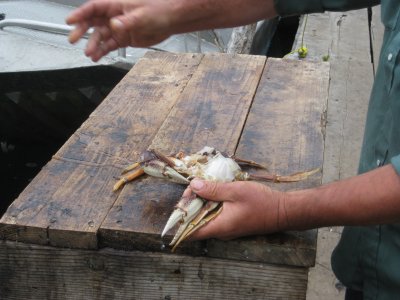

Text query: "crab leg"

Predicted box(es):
[121, 162, 140, 175]
[150, 149, 177, 168]
[113, 151, 190, 191]
[143, 160, 189, 184]
[247, 167, 320, 182]
[231, 156, 268, 169]
[113, 167, 145, 191]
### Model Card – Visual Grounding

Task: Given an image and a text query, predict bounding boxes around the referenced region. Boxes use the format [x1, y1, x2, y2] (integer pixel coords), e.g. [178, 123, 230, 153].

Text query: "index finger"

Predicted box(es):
[190, 179, 239, 202]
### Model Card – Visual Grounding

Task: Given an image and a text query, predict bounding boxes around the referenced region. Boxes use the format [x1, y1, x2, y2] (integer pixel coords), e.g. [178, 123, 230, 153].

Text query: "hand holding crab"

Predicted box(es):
[188, 179, 286, 241]
[113, 146, 319, 251]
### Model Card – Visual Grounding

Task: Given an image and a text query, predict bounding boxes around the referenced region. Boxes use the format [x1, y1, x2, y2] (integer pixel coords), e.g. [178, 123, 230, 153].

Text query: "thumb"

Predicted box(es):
[190, 179, 235, 202]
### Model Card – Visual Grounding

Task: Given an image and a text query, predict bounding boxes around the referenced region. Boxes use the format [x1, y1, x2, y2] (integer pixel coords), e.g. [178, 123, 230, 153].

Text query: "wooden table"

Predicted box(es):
[0, 52, 329, 299]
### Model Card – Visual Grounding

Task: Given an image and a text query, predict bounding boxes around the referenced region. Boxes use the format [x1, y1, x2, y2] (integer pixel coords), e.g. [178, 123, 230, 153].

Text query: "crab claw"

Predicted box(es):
[171, 201, 222, 252]
[113, 150, 190, 191]
[161, 188, 204, 239]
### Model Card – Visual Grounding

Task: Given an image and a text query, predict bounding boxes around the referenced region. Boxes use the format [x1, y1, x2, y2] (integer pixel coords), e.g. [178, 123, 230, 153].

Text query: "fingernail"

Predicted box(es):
[190, 179, 204, 191]
[110, 18, 124, 29]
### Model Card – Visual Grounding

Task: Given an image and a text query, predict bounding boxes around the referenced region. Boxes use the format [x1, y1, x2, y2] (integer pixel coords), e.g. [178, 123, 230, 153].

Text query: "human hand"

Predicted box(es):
[188, 179, 287, 241]
[66, 0, 174, 61]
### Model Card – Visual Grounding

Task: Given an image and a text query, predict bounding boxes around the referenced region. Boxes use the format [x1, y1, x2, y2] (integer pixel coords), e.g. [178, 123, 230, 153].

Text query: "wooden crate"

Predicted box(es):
[0, 52, 329, 299]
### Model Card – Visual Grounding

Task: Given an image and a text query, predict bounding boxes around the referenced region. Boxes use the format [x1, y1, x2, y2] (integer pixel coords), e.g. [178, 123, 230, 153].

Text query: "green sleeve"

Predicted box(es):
[274, 0, 380, 16]
[391, 155, 400, 176]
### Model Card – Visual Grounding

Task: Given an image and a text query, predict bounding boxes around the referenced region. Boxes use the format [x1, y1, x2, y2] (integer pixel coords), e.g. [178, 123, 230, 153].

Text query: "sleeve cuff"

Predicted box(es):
[273, 0, 380, 17]
[274, 0, 324, 17]
[391, 154, 400, 176]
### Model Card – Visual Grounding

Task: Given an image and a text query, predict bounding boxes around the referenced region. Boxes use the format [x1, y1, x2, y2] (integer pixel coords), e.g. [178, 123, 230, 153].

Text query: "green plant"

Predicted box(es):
[284, 15, 309, 59]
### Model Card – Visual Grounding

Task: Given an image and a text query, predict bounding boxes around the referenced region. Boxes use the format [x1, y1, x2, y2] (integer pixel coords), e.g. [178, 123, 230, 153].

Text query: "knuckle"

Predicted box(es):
[126, 11, 141, 28]
[207, 181, 220, 198]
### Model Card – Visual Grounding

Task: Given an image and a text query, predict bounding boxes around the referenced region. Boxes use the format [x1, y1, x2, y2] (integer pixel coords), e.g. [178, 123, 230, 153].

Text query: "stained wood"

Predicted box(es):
[207, 231, 317, 267]
[0, 240, 308, 300]
[100, 53, 266, 254]
[0, 52, 329, 273]
[290, 9, 381, 298]
[0, 52, 203, 248]
[236, 58, 327, 190]
[207, 58, 329, 267]
[292, 10, 374, 182]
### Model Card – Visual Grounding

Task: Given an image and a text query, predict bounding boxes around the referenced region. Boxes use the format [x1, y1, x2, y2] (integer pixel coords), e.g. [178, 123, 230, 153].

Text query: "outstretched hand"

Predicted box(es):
[188, 179, 287, 241]
[66, 0, 278, 62]
[66, 0, 173, 61]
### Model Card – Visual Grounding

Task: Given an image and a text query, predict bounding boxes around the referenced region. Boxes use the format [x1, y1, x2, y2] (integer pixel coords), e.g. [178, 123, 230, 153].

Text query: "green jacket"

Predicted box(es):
[275, 0, 400, 299]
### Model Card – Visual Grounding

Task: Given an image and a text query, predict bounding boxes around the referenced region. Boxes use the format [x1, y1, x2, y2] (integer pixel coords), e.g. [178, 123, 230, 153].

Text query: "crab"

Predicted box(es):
[113, 146, 319, 251]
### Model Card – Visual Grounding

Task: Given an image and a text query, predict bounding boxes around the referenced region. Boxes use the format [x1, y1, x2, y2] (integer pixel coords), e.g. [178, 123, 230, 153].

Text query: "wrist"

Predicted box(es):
[168, 0, 220, 33]
[275, 190, 291, 232]
[280, 188, 319, 231]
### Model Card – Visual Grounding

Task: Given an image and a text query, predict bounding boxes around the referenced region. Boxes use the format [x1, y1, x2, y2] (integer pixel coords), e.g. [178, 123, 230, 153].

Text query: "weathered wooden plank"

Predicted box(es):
[206, 58, 329, 267]
[148, 53, 266, 154]
[292, 10, 374, 182]
[100, 53, 266, 254]
[292, 10, 373, 66]
[0, 240, 308, 300]
[290, 9, 379, 299]
[207, 231, 317, 267]
[0, 160, 77, 244]
[0, 52, 203, 248]
[236, 58, 327, 189]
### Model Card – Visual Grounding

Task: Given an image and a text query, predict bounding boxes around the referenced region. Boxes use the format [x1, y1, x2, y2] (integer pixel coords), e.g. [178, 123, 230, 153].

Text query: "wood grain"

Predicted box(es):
[292, 11, 374, 182]
[0, 53, 329, 270]
[0, 53, 333, 298]
[291, 10, 379, 298]
[99, 53, 266, 254]
[206, 58, 329, 267]
[0, 52, 203, 248]
[0, 240, 308, 300]
[236, 58, 328, 190]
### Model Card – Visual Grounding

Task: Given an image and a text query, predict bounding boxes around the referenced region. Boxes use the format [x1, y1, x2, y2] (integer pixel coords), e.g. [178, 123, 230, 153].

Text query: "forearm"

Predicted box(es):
[283, 164, 400, 230]
[169, 0, 277, 33]
[170, 0, 381, 32]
